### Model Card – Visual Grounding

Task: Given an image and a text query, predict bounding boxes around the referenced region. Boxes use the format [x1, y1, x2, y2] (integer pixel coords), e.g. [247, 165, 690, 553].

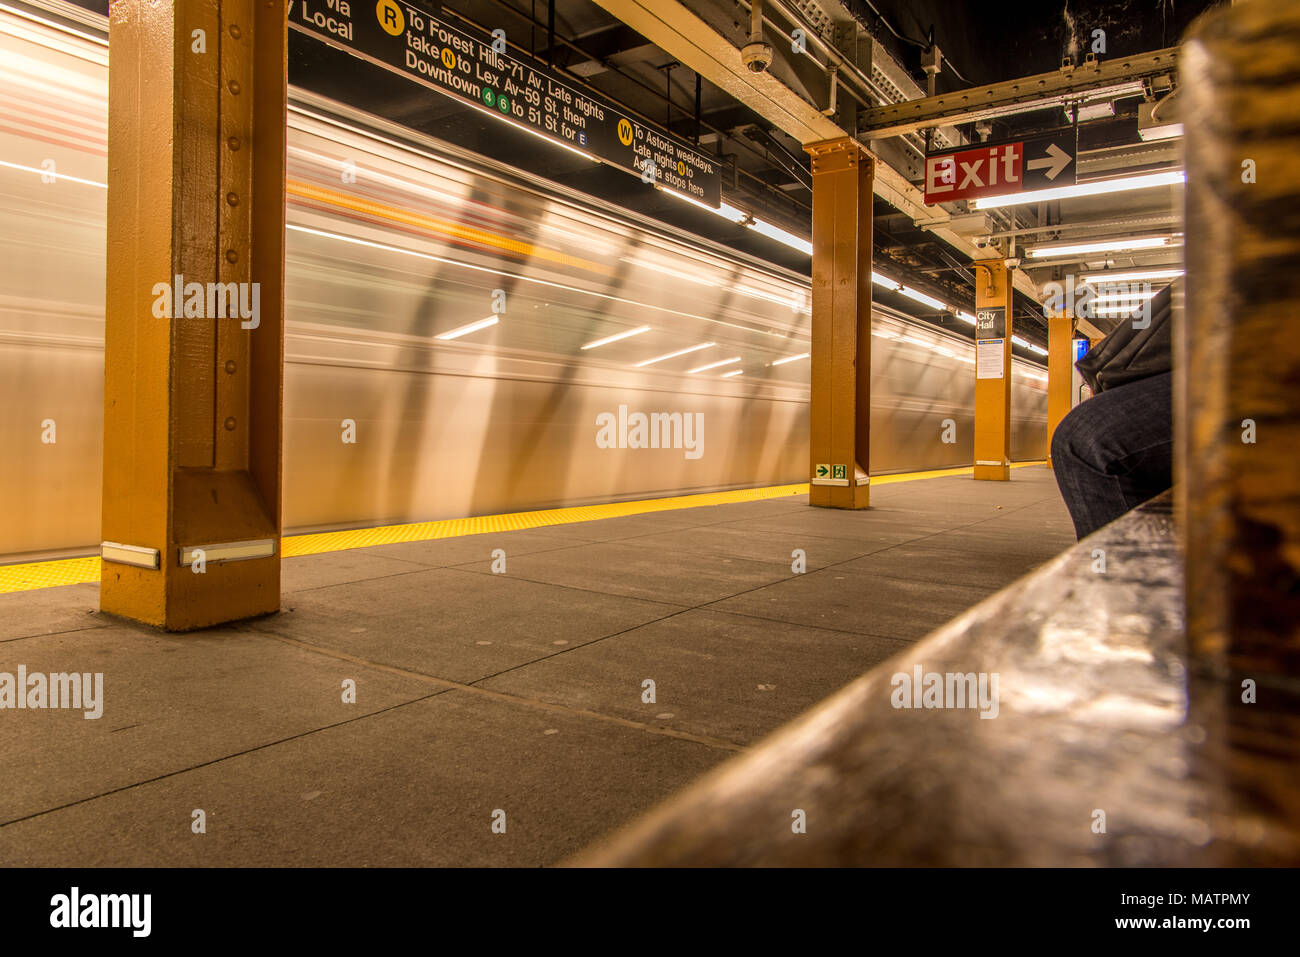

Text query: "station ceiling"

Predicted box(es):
[76, 0, 1220, 350]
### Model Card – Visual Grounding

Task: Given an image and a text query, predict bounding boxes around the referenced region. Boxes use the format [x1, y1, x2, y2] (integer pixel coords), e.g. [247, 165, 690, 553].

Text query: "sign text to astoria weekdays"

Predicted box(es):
[290, 0, 721, 206]
[923, 131, 1075, 205]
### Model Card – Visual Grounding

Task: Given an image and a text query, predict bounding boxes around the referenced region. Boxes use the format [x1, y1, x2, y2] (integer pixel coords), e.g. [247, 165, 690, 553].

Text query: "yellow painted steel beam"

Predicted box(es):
[858, 47, 1179, 140]
[1, 464, 1047, 595]
[806, 137, 872, 509]
[589, 0, 842, 144]
[973, 260, 1013, 481]
[101, 0, 287, 630]
[586, 0, 1038, 303]
[1046, 311, 1074, 468]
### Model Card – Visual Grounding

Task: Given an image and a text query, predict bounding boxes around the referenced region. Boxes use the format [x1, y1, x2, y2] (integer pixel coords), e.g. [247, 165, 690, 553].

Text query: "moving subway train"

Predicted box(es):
[0, 2, 1047, 562]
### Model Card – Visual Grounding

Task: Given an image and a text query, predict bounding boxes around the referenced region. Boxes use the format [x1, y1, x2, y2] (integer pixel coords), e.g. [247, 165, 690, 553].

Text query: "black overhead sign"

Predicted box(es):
[975, 306, 1006, 340]
[289, 0, 722, 207]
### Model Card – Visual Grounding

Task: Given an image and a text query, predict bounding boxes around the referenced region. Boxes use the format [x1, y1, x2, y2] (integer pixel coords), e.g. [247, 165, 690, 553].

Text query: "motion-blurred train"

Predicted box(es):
[0, 1, 1046, 561]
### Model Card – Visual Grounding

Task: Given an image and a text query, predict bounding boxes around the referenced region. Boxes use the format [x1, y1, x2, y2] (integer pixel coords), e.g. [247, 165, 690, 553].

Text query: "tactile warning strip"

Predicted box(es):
[0, 463, 1044, 593]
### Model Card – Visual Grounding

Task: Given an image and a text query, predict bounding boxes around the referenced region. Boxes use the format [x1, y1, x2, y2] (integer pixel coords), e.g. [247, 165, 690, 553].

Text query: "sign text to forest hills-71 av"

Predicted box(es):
[290, 0, 722, 207]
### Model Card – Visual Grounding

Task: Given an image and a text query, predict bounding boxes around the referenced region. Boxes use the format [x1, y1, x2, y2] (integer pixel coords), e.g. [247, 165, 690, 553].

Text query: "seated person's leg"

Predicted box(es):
[1050, 371, 1174, 539]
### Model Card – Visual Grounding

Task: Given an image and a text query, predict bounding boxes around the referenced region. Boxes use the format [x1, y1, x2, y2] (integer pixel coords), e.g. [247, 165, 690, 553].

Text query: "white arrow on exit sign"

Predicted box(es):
[1026, 142, 1073, 181]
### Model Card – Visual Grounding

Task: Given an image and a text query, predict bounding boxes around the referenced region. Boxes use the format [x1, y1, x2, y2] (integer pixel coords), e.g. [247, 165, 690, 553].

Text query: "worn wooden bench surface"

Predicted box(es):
[571, 492, 1300, 866]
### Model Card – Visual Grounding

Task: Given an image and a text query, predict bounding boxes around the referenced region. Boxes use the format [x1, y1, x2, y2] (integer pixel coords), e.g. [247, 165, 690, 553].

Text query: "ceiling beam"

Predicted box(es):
[858, 48, 1179, 139]
[588, 0, 1039, 298]
[589, 0, 842, 144]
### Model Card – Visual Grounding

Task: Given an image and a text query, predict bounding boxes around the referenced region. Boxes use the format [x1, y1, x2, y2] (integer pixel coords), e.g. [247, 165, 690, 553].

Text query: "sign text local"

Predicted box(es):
[290, 0, 721, 206]
[923, 131, 1075, 205]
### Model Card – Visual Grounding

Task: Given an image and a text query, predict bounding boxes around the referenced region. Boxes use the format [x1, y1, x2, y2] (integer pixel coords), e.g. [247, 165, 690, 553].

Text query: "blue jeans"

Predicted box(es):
[1050, 372, 1174, 539]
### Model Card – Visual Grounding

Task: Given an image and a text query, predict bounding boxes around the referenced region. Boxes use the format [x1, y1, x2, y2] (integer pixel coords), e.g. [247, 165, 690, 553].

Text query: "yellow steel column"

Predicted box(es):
[1045, 310, 1074, 468]
[804, 137, 873, 509]
[973, 259, 1013, 481]
[101, 0, 287, 630]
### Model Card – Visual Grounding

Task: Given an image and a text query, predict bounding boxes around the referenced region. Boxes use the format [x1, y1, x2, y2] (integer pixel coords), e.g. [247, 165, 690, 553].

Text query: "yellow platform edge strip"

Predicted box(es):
[0, 462, 1045, 594]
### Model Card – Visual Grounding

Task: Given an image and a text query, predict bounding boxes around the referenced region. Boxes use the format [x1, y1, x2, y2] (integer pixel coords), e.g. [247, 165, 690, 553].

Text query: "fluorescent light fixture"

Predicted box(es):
[1080, 268, 1184, 283]
[1094, 304, 1148, 316]
[1010, 337, 1048, 356]
[491, 112, 599, 162]
[1091, 290, 1157, 304]
[747, 219, 813, 255]
[582, 325, 651, 350]
[972, 170, 1185, 210]
[1027, 236, 1172, 259]
[658, 187, 749, 223]
[688, 356, 742, 374]
[722, 369, 744, 378]
[717, 202, 749, 223]
[956, 310, 978, 324]
[1138, 100, 1183, 143]
[1065, 100, 1115, 122]
[771, 352, 811, 366]
[875, 273, 953, 313]
[897, 285, 948, 311]
[436, 316, 498, 340]
[635, 342, 715, 368]
[1138, 122, 1183, 143]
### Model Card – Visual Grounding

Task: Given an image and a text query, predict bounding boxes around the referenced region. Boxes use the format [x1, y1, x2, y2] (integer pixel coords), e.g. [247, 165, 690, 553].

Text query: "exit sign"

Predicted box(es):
[924, 131, 1075, 205]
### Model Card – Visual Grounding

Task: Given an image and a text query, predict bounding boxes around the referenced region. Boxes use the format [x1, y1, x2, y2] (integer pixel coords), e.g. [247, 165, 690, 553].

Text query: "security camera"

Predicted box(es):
[741, 41, 773, 74]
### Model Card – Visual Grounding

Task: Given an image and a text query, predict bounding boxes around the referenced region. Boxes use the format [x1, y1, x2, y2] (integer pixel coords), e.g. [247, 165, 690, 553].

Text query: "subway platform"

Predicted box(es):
[0, 466, 1073, 866]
